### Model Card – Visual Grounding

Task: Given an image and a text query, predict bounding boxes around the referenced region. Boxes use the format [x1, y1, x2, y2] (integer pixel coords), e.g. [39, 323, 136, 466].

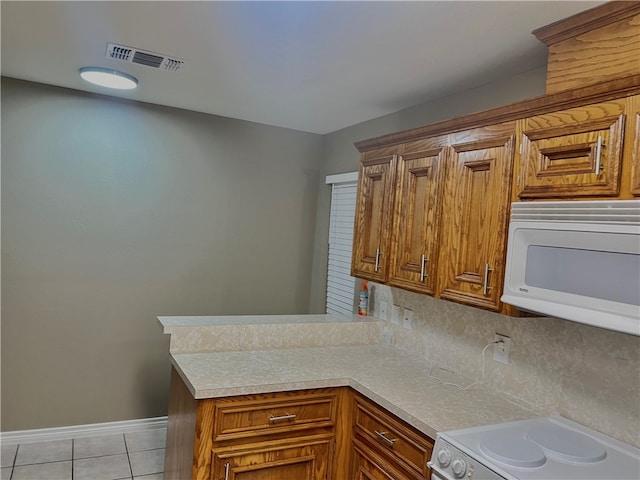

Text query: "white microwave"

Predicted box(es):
[501, 200, 640, 336]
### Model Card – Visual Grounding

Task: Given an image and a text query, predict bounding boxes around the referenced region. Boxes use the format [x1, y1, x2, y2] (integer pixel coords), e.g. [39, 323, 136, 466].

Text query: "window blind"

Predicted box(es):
[326, 176, 357, 314]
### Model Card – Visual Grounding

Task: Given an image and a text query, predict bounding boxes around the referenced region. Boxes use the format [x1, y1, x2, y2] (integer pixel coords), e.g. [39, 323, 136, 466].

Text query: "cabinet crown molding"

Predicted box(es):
[532, 1, 640, 46]
[354, 75, 640, 152]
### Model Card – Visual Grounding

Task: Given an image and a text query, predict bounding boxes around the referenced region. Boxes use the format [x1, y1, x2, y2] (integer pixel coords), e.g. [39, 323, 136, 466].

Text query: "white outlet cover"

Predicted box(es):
[493, 334, 511, 365]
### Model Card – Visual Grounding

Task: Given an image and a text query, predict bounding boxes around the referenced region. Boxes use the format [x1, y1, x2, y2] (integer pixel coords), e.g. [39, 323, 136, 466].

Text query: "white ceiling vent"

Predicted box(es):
[106, 43, 184, 72]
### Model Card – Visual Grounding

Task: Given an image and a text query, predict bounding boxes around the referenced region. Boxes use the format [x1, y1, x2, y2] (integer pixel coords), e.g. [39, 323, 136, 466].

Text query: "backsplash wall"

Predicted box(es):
[370, 283, 640, 448]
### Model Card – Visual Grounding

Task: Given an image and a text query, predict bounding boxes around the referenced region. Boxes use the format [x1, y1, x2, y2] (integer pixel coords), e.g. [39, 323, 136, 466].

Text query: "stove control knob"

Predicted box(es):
[451, 457, 467, 478]
[436, 447, 452, 467]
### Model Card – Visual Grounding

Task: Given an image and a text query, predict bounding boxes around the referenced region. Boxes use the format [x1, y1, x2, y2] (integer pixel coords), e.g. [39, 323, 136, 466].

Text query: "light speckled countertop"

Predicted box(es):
[169, 343, 537, 440]
[158, 314, 382, 354]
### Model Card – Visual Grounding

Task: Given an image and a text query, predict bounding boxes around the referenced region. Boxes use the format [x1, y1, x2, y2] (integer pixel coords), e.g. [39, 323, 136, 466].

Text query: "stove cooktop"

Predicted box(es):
[439, 416, 640, 480]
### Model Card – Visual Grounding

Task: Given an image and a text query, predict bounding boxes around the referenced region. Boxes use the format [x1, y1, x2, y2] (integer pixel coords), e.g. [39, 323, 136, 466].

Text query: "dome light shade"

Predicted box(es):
[79, 67, 138, 90]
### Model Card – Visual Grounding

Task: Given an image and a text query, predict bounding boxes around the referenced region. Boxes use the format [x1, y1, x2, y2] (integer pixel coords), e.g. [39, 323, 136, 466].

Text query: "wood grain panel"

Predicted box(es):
[193, 399, 215, 480]
[351, 438, 412, 480]
[164, 367, 197, 480]
[438, 128, 515, 311]
[532, 2, 640, 94]
[212, 391, 337, 442]
[352, 395, 433, 480]
[333, 388, 354, 480]
[212, 435, 333, 480]
[389, 142, 447, 295]
[163, 366, 215, 480]
[545, 13, 640, 93]
[518, 100, 626, 198]
[351, 147, 398, 282]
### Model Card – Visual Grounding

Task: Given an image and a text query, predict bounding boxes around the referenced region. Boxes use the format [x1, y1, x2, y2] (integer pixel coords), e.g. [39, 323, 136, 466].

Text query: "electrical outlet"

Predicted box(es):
[391, 305, 401, 325]
[379, 301, 388, 321]
[493, 333, 511, 365]
[402, 308, 413, 330]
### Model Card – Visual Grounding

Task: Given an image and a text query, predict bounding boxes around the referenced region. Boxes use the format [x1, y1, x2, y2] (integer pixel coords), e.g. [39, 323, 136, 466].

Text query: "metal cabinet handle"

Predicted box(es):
[269, 413, 297, 423]
[224, 462, 230, 480]
[375, 248, 381, 272]
[374, 430, 398, 447]
[595, 135, 604, 174]
[483, 263, 493, 297]
[420, 255, 429, 282]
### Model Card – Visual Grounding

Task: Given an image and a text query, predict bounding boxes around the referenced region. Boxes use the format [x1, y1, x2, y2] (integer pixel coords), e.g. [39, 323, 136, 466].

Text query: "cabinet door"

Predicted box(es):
[438, 132, 515, 311]
[353, 393, 433, 479]
[212, 437, 332, 480]
[389, 147, 446, 295]
[351, 148, 398, 282]
[518, 100, 626, 198]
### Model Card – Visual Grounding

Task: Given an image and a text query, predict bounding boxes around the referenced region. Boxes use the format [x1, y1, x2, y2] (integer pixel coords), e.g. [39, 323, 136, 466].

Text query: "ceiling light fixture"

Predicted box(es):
[79, 67, 138, 90]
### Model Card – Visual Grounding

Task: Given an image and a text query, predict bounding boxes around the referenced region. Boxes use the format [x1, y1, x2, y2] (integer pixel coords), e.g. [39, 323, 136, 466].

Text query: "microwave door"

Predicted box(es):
[501, 223, 640, 336]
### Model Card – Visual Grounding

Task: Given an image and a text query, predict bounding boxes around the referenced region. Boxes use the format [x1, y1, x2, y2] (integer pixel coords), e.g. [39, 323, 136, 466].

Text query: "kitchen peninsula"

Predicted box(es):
[159, 315, 536, 480]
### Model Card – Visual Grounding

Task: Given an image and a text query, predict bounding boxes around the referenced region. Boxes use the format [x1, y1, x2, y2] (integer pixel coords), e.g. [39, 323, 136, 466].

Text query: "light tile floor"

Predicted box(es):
[1, 428, 166, 480]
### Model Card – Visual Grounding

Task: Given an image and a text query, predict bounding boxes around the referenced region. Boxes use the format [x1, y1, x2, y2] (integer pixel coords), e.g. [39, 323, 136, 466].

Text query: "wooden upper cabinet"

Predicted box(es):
[347, 0, 640, 314]
[351, 147, 398, 282]
[438, 126, 515, 312]
[517, 99, 627, 199]
[389, 141, 447, 295]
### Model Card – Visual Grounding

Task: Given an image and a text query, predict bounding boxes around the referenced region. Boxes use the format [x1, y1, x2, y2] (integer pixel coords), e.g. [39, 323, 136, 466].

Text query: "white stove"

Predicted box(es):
[428, 416, 640, 480]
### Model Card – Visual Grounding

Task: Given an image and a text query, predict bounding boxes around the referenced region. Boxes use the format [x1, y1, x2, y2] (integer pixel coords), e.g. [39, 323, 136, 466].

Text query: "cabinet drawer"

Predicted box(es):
[213, 390, 338, 442]
[353, 395, 433, 479]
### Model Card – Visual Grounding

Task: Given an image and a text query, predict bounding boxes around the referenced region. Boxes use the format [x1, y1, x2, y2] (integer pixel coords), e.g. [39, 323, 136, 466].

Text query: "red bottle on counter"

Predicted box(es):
[358, 280, 369, 316]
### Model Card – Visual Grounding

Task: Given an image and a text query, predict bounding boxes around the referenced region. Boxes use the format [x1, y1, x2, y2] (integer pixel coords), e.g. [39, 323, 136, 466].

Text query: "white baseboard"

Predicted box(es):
[0, 416, 168, 445]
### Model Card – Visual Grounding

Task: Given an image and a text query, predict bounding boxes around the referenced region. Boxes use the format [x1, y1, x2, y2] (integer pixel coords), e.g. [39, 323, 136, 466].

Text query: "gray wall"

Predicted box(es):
[2, 64, 548, 430]
[309, 66, 548, 312]
[1, 78, 323, 430]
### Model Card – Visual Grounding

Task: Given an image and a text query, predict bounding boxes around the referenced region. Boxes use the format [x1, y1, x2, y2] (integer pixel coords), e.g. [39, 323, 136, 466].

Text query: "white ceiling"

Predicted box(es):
[1, 1, 604, 134]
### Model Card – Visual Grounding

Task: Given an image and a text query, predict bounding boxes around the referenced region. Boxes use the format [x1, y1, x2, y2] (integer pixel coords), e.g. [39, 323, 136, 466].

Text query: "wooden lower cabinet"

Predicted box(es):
[352, 439, 412, 480]
[165, 367, 434, 480]
[211, 436, 333, 480]
[351, 393, 434, 480]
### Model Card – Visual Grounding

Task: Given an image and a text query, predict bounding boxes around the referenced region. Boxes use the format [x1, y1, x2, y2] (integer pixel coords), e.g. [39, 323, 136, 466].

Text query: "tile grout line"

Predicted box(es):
[10, 444, 18, 480]
[123, 433, 135, 480]
[5, 432, 165, 480]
